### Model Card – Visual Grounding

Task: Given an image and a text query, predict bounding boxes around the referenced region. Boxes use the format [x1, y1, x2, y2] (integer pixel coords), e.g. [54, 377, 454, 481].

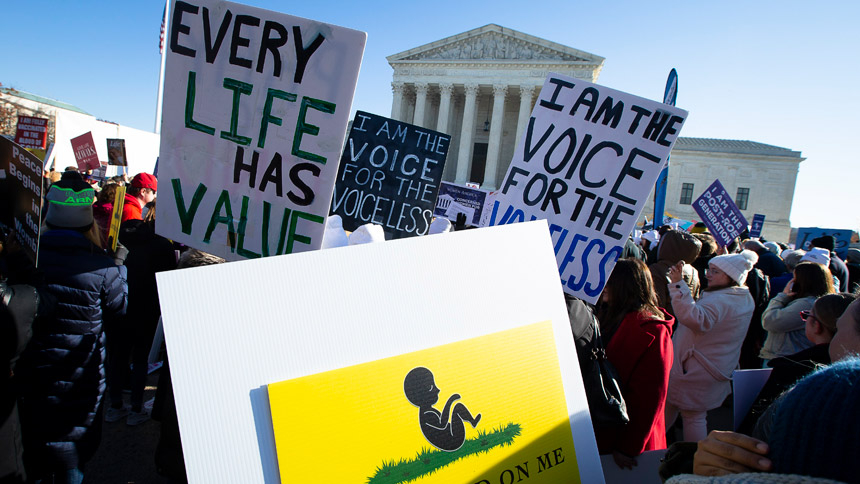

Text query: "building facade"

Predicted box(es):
[640, 138, 803, 242]
[387, 24, 604, 190]
[388, 25, 802, 242]
[0, 87, 159, 175]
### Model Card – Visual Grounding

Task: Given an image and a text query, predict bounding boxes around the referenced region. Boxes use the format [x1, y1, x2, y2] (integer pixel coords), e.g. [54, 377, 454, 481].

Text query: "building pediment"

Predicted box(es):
[387, 24, 604, 65]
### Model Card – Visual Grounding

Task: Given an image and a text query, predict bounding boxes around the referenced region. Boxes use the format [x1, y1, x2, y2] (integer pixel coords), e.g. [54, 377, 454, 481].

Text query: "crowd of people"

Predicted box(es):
[580, 223, 860, 483]
[2, 167, 860, 483]
[2, 168, 171, 483]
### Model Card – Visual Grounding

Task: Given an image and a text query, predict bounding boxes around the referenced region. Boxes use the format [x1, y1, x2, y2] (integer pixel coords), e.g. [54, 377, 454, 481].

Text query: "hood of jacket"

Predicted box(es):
[657, 230, 702, 265]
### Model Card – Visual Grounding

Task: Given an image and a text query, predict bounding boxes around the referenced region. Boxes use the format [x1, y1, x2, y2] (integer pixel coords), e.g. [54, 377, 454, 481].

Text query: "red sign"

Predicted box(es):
[70, 132, 100, 171]
[14, 116, 49, 150]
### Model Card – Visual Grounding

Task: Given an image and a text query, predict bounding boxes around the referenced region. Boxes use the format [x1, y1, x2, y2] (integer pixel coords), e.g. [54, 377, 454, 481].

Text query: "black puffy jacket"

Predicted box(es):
[16, 229, 127, 473]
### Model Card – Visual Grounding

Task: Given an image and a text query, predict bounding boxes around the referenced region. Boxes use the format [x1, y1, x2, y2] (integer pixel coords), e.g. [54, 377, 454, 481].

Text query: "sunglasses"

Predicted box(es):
[799, 310, 818, 324]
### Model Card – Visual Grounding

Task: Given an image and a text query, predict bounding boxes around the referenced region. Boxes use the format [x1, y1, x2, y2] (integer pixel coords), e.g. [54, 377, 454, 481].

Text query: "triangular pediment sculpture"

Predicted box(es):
[387, 24, 604, 64]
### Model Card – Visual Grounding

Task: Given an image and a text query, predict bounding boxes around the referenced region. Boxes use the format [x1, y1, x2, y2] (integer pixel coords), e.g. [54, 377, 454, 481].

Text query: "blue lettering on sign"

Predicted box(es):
[495, 201, 622, 300]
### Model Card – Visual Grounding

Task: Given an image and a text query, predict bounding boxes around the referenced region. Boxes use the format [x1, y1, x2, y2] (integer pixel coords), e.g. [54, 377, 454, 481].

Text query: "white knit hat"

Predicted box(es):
[428, 217, 452, 235]
[642, 230, 660, 245]
[321, 215, 349, 249]
[709, 249, 759, 285]
[763, 241, 780, 255]
[801, 247, 831, 266]
[348, 223, 386, 245]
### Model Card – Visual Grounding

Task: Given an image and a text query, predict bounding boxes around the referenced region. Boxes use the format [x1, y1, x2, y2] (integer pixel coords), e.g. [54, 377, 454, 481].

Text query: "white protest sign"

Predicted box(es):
[445, 200, 475, 222]
[156, 222, 604, 483]
[479, 190, 499, 227]
[488, 73, 688, 304]
[155, 0, 365, 261]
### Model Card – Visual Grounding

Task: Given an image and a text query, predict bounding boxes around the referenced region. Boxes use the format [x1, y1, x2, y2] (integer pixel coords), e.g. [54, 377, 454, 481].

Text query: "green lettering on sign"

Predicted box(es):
[204, 189, 236, 252]
[258, 88, 297, 149]
[172, 179, 208, 235]
[220, 77, 253, 146]
[236, 195, 261, 259]
[292, 96, 336, 164]
[285, 210, 323, 254]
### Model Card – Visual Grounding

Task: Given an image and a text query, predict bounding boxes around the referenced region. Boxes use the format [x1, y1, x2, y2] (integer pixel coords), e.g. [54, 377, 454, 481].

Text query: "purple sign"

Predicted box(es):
[749, 213, 766, 238]
[693, 179, 748, 247]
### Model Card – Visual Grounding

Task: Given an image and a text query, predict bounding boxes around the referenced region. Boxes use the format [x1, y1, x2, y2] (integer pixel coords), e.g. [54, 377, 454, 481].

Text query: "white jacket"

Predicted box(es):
[667, 283, 754, 411]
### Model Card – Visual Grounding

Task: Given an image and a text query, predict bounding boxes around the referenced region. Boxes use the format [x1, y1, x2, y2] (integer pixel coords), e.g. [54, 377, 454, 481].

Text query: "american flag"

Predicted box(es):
[159, 4, 167, 54]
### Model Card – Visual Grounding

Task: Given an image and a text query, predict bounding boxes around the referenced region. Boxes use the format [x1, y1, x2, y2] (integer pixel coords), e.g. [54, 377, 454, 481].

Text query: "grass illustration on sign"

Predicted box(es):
[368, 423, 522, 484]
[267, 321, 579, 483]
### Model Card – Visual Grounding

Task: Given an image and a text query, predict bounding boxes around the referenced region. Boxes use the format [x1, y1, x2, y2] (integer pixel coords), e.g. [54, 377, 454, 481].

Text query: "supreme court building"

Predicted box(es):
[387, 24, 802, 242]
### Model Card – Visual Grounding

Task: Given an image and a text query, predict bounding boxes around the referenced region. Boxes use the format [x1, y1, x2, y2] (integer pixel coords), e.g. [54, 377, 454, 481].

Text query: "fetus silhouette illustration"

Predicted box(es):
[404, 367, 481, 451]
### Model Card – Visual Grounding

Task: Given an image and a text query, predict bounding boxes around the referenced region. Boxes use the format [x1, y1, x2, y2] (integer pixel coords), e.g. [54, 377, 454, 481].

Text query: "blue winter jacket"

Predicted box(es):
[17, 229, 127, 472]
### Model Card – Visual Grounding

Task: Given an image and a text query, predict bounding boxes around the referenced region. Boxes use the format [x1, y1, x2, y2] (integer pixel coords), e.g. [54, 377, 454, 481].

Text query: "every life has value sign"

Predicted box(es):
[331, 111, 448, 239]
[488, 73, 688, 304]
[155, 0, 366, 261]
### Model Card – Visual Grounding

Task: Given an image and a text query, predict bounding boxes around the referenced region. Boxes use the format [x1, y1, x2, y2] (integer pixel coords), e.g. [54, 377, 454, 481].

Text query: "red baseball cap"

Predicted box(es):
[131, 173, 158, 191]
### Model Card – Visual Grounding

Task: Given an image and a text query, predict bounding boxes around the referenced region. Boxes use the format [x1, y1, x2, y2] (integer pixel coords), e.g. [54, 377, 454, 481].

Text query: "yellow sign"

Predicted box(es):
[108, 185, 125, 251]
[268, 321, 579, 483]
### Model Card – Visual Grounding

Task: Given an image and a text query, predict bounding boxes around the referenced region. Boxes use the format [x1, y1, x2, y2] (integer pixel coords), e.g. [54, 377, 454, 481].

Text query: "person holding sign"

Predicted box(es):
[665, 250, 757, 442]
[594, 259, 674, 469]
[93, 183, 120, 246]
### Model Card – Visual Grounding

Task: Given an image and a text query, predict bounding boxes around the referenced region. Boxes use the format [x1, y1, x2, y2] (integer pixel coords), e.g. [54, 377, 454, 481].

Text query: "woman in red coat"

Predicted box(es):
[595, 258, 675, 469]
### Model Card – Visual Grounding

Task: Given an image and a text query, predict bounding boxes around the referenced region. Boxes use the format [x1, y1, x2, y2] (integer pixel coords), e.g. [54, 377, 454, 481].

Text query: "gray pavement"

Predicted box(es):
[82, 372, 174, 484]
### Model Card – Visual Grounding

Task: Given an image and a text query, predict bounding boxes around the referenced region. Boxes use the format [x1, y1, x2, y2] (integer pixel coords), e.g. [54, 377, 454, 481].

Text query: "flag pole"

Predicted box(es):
[154, 2, 169, 134]
[652, 68, 678, 228]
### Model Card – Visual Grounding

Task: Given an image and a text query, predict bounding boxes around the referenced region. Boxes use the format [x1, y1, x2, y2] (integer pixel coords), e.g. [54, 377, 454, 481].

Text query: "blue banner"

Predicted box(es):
[692, 179, 749, 247]
[749, 213, 766, 238]
[652, 68, 678, 227]
[795, 227, 852, 259]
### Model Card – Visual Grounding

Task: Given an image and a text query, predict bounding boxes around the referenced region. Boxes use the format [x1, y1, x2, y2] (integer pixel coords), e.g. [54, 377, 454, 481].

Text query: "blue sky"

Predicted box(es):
[2, 0, 857, 230]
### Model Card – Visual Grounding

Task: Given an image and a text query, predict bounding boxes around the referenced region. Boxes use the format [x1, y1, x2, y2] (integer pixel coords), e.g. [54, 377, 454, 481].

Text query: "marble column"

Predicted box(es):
[455, 83, 479, 184]
[412, 82, 429, 127]
[436, 83, 453, 134]
[483, 84, 507, 189]
[390, 82, 405, 121]
[515, 85, 535, 144]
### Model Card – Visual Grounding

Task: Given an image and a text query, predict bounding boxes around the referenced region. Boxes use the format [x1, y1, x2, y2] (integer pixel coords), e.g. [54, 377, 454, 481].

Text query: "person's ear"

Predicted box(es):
[809, 319, 824, 336]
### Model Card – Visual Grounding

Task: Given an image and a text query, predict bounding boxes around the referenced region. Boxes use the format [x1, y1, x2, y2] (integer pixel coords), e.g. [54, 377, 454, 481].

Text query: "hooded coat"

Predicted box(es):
[16, 230, 127, 475]
[649, 231, 702, 317]
[121, 192, 143, 222]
